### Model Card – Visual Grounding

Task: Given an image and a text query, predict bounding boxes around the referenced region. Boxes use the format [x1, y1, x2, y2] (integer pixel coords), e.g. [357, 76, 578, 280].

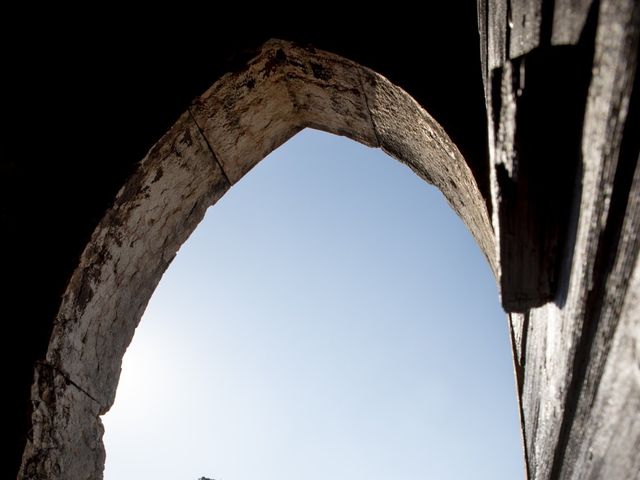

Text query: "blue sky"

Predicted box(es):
[102, 128, 524, 479]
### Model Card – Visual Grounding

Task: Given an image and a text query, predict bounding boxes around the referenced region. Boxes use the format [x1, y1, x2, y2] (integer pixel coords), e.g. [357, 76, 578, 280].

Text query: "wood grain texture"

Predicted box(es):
[483, 0, 640, 477]
[509, 0, 543, 58]
[552, 0, 595, 45]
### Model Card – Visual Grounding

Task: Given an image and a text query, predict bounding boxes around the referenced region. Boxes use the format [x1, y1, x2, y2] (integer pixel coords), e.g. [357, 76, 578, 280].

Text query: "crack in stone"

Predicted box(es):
[187, 108, 233, 187]
[356, 67, 382, 149]
[39, 361, 102, 407]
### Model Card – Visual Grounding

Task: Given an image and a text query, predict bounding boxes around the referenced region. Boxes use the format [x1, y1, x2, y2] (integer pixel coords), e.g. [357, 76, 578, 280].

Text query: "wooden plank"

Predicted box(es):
[486, 0, 639, 477]
[552, 0, 595, 45]
[561, 158, 640, 479]
[478, 0, 489, 91]
[509, 0, 543, 58]
[488, 0, 508, 69]
[558, 2, 640, 470]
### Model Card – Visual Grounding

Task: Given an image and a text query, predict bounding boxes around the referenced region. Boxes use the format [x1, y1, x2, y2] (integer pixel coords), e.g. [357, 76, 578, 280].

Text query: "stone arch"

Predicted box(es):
[19, 39, 496, 479]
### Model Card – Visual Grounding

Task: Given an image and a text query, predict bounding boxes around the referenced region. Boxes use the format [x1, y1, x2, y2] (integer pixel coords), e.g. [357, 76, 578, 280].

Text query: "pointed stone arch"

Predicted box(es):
[19, 40, 496, 479]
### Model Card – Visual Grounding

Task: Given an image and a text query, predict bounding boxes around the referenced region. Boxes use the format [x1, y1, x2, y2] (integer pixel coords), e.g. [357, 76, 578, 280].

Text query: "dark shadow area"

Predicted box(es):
[497, 5, 597, 311]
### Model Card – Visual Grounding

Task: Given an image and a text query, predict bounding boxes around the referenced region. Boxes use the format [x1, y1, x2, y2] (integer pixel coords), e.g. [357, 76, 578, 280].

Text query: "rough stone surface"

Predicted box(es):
[188, 44, 301, 185]
[189, 41, 380, 185]
[19, 112, 230, 478]
[19, 363, 104, 480]
[278, 44, 379, 149]
[359, 67, 497, 273]
[47, 112, 230, 407]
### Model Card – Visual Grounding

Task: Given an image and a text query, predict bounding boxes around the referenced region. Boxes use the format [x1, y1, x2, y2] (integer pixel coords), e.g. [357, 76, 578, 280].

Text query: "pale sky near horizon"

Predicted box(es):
[102, 129, 524, 479]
